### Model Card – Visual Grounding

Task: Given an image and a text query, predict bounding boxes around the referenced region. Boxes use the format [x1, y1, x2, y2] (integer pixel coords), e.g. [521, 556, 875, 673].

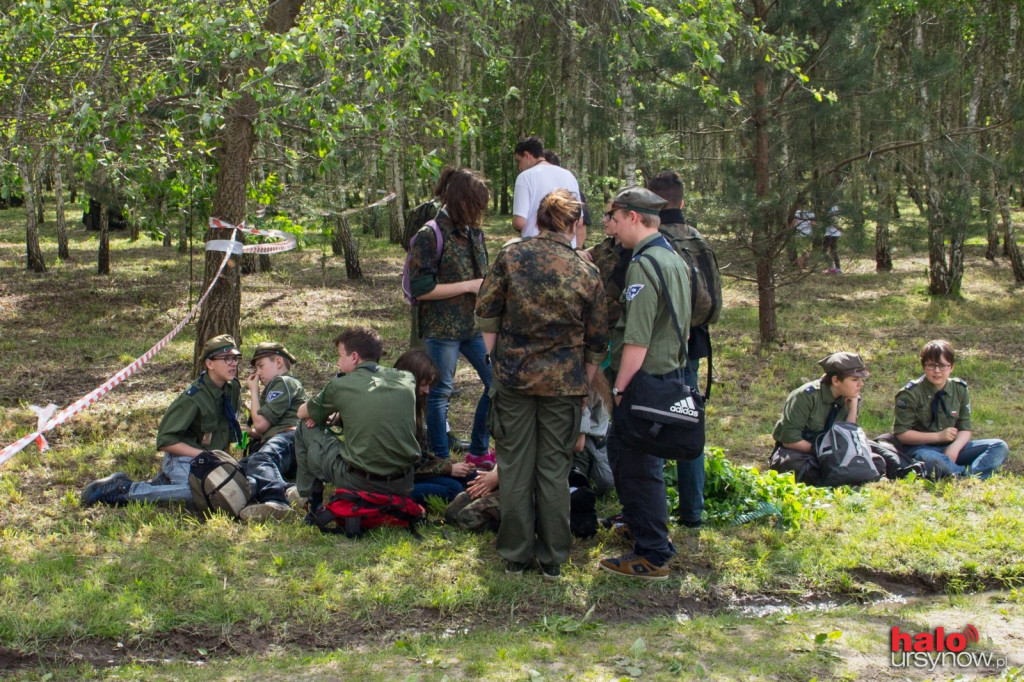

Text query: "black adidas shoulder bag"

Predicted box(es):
[613, 244, 705, 461]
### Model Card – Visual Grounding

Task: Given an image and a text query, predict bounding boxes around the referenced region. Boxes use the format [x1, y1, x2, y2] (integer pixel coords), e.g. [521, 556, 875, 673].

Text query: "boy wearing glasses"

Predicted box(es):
[81, 334, 244, 507]
[893, 339, 1008, 479]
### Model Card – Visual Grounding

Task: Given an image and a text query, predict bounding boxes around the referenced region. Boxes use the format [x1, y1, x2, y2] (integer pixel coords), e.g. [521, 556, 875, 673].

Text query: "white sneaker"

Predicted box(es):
[240, 501, 297, 522]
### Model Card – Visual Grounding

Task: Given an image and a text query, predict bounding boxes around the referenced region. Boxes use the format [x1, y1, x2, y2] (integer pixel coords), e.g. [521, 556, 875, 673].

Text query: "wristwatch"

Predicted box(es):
[611, 386, 624, 397]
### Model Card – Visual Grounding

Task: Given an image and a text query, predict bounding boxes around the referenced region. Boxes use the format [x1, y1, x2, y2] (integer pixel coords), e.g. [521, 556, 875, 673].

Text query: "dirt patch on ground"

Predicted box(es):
[0, 577, 959, 673]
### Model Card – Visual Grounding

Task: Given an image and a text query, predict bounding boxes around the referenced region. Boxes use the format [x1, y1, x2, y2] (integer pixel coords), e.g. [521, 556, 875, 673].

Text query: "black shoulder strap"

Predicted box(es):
[634, 250, 695, 385]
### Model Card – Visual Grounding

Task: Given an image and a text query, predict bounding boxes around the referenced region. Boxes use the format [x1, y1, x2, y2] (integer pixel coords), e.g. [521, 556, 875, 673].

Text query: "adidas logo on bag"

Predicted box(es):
[670, 396, 700, 418]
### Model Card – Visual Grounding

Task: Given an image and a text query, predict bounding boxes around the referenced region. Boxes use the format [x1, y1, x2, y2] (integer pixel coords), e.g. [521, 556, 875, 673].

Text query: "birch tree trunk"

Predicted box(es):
[51, 149, 70, 260]
[18, 157, 46, 273]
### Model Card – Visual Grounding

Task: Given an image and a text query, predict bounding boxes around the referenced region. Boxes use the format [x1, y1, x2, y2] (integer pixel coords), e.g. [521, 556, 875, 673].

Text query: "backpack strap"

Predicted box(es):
[632, 242, 696, 389]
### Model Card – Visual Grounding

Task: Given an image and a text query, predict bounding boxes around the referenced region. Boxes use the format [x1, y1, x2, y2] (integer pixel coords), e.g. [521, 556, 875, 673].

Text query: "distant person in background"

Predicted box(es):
[512, 136, 581, 245]
[822, 205, 842, 274]
[893, 340, 1008, 479]
[406, 168, 495, 470]
[791, 205, 815, 268]
[543, 149, 590, 249]
[647, 170, 707, 529]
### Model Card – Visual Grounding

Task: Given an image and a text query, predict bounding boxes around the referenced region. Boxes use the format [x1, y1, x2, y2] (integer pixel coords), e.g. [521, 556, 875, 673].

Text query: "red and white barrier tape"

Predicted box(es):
[208, 217, 297, 255]
[0, 216, 296, 468]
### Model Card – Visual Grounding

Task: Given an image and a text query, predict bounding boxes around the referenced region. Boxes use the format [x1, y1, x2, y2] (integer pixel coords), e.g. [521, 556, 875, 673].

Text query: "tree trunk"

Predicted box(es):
[97, 201, 110, 275]
[35, 173, 44, 225]
[874, 186, 894, 272]
[192, 0, 306, 373]
[335, 214, 362, 279]
[751, 51, 778, 345]
[193, 92, 254, 373]
[997, 186, 1024, 283]
[19, 158, 46, 273]
[51, 150, 69, 260]
[619, 69, 638, 183]
[387, 145, 403, 244]
[983, 168, 1000, 260]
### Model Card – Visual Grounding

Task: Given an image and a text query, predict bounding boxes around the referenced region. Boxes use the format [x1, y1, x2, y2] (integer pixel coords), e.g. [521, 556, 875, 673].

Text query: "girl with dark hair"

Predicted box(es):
[395, 349, 474, 504]
[406, 168, 495, 471]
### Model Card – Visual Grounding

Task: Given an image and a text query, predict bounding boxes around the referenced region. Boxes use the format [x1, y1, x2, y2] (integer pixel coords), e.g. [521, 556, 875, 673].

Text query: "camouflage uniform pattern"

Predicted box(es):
[893, 376, 972, 435]
[587, 236, 631, 330]
[407, 209, 488, 340]
[415, 452, 454, 479]
[444, 490, 501, 532]
[475, 230, 608, 396]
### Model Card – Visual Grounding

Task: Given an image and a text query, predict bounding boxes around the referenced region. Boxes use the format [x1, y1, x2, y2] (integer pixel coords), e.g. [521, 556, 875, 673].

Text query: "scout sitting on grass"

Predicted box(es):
[893, 339, 1008, 479]
[237, 341, 308, 521]
[292, 327, 421, 512]
[81, 334, 244, 508]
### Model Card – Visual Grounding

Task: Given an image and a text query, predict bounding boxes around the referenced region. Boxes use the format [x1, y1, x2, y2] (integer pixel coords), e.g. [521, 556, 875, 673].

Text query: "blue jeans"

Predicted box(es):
[412, 475, 465, 505]
[906, 439, 1008, 479]
[425, 334, 492, 458]
[128, 453, 194, 505]
[675, 361, 705, 525]
[242, 430, 296, 504]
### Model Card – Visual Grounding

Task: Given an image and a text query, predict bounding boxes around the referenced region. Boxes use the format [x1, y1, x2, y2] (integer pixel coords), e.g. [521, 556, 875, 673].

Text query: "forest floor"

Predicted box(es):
[1, 203, 1023, 680]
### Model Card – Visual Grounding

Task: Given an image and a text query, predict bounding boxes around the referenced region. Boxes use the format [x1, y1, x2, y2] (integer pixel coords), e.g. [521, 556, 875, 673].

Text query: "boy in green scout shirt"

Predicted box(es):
[599, 187, 690, 581]
[893, 339, 1008, 479]
[293, 327, 421, 510]
[238, 341, 308, 521]
[81, 334, 244, 507]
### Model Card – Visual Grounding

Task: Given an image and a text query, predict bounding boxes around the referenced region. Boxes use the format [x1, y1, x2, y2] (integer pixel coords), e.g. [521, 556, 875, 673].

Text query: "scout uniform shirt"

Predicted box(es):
[407, 210, 488, 341]
[611, 232, 691, 376]
[156, 373, 242, 452]
[475, 230, 608, 396]
[302, 362, 420, 477]
[257, 373, 307, 439]
[771, 379, 850, 445]
[893, 376, 972, 435]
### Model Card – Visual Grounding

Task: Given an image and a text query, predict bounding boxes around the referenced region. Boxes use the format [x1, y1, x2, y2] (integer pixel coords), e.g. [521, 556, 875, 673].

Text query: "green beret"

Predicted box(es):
[202, 334, 241, 360]
[250, 341, 298, 366]
[611, 187, 667, 216]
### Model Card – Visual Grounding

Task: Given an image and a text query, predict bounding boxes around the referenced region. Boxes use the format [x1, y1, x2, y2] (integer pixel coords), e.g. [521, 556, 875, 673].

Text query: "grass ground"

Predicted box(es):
[1, 199, 1023, 680]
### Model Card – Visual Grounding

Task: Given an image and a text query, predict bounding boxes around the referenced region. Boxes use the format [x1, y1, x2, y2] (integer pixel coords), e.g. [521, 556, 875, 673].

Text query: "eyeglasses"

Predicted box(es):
[923, 363, 951, 371]
[211, 355, 240, 364]
[602, 210, 617, 221]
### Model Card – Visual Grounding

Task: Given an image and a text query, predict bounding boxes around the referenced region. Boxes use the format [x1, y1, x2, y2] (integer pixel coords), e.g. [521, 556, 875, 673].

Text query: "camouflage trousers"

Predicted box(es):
[444, 491, 501, 532]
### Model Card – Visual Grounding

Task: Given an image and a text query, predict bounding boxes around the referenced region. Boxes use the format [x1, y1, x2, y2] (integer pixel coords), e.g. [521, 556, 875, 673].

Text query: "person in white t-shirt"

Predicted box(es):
[512, 136, 582, 244]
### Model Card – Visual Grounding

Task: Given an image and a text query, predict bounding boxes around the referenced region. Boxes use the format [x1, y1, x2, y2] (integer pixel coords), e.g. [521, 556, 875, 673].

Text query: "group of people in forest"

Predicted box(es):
[80, 135, 1010, 583]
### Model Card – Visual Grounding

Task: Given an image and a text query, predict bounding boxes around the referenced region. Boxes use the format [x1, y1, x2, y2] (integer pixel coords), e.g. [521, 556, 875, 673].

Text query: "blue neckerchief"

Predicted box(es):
[930, 389, 950, 429]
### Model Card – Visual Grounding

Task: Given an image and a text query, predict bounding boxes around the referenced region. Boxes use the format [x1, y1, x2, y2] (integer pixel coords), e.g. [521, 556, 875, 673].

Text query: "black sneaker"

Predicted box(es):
[505, 560, 530, 575]
[450, 437, 472, 454]
[81, 472, 132, 507]
[538, 562, 561, 580]
[896, 462, 926, 479]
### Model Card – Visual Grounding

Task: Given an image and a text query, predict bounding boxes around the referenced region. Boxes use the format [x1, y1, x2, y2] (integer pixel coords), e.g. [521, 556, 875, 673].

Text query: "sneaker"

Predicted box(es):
[240, 501, 298, 522]
[505, 560, 531, 575]
[824, 267, 842, 274]
[538, 562, 562, 581]
[285, 485, 306, 508]
[450, 436, 472, 454]
[80, 472, 133, 507]
[611, 521, 636, 546]
[679, 518, 702, 529]
[466, 450, 497, 471]
[599, 553, 670, 581]
[896, 462, 926, 479]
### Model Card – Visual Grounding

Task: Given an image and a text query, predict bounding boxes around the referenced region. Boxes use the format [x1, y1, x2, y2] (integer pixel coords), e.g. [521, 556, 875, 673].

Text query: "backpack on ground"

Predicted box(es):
[313, 488, 425, 538]
[189, 450, 251, 518]
[659, 226, 723, 328]
[814, 422, 881, 487]
[401, 219, 443, 305]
